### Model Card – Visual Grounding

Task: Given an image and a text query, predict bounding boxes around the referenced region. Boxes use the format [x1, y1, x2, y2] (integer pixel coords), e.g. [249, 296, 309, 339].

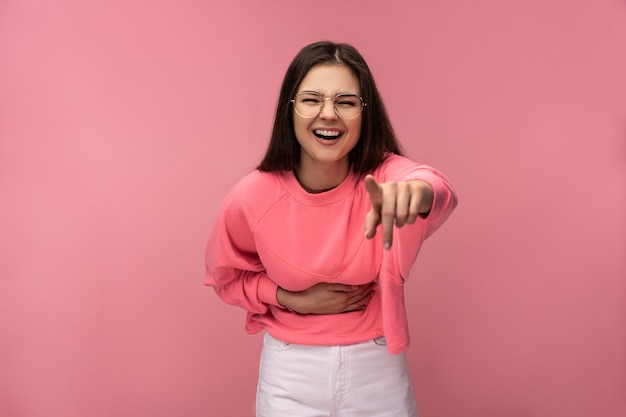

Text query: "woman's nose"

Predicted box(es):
[319, 98, 338, 120]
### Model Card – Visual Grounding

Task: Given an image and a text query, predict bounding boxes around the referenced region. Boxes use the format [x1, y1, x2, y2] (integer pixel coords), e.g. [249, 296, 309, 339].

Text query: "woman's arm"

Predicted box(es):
[205, 192, 282, 314]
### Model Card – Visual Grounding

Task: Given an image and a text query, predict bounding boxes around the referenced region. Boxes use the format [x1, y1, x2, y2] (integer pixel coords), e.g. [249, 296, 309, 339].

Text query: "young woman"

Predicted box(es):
[205, 41, 457, 417]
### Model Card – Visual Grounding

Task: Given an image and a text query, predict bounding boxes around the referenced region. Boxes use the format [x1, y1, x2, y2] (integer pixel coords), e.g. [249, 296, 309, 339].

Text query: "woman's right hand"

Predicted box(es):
[276, 282, 376, 315]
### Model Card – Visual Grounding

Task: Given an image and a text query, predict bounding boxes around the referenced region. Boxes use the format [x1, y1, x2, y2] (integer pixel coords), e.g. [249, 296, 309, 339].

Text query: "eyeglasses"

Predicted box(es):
[291, 92, 366, 119]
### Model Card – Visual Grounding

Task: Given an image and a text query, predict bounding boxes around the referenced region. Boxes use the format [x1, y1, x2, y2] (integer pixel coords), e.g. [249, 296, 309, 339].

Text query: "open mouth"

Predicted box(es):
[314, 129, 343, 140]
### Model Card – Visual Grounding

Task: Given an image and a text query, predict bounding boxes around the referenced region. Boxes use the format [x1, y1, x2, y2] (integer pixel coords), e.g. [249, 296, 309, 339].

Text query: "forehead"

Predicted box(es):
[297, 65, 360, 95]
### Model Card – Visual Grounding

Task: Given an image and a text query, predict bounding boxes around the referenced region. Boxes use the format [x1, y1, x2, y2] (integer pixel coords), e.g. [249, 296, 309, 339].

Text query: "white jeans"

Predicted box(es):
[257, 333, 418, 417]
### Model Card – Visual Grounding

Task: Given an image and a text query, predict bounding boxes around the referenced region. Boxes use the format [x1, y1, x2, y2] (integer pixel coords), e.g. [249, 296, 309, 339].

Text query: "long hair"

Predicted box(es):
[257, 41, 403, 174]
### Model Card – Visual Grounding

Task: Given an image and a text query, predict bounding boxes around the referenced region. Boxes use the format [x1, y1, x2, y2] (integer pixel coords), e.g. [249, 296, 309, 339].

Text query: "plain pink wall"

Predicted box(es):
[1, 1, 624, 416]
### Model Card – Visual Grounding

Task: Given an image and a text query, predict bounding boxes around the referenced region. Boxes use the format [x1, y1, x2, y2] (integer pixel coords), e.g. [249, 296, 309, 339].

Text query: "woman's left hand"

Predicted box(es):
[364, 175, 434, 250]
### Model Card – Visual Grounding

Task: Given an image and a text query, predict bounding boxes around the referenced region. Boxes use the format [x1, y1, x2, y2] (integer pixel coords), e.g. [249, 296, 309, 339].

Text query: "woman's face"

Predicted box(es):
[293, 65, 362, 174]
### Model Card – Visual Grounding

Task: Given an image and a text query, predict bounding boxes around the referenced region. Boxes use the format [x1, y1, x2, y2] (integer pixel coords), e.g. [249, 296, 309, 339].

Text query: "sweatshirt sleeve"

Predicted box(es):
[372, 155, 457, 354]
[204, 188, 280, 314]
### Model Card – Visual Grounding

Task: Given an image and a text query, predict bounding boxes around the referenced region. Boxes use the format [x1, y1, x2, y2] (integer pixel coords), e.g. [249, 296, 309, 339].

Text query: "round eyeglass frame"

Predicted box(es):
[290, 92, 367, 119]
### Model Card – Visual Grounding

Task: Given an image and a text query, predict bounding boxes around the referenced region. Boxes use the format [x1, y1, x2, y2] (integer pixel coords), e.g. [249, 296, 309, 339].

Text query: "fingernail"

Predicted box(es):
[384, 241, 391, 250]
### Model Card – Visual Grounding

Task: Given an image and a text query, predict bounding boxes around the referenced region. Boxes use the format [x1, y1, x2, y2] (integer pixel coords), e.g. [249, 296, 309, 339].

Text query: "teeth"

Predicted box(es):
[314, 129, 341, 137]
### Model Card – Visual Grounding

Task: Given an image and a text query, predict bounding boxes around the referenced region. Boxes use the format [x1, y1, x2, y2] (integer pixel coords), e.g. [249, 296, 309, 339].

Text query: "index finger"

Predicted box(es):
[328, 283, 362, 292]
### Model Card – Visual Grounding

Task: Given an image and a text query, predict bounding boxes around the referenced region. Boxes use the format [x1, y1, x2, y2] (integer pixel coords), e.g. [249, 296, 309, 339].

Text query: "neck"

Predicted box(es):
[294, 160, 350, 194]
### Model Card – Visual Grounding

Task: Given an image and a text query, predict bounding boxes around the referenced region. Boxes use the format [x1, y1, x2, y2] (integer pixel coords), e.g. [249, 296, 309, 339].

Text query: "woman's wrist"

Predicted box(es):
[411, 179, 434, 215]
[276, 286, 294, 310]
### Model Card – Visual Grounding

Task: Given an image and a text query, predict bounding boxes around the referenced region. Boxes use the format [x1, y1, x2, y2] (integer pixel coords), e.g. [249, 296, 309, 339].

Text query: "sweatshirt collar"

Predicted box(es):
[278, 169, 359, 206]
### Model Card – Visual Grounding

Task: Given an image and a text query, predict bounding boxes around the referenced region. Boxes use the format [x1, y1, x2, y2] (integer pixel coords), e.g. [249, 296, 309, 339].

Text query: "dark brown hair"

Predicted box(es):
[257, 41, 403, 174]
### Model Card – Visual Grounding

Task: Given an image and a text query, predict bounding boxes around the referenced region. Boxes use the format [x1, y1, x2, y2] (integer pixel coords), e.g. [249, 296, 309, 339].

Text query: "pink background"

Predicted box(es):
[1, 1, 625, 416]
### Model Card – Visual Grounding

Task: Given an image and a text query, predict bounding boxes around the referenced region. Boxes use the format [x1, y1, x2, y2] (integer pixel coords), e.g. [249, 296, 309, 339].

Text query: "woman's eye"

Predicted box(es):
[301, 98, 321, 105]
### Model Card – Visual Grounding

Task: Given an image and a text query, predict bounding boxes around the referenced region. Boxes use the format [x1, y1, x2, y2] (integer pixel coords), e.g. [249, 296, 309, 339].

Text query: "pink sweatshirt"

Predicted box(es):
[205, 154, 457, 354]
